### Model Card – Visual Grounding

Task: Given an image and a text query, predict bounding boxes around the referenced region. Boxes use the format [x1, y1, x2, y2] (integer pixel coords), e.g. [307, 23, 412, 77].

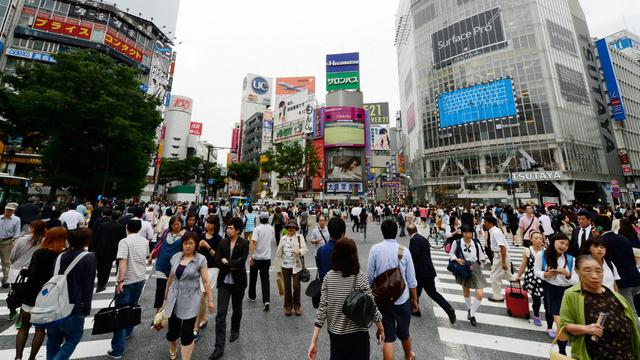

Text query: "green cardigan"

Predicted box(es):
[560, 283, 640, 360]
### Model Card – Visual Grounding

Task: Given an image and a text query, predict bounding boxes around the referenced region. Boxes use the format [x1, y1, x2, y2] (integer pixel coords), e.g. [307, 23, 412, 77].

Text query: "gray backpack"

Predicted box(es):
[31, 252, 89, 326]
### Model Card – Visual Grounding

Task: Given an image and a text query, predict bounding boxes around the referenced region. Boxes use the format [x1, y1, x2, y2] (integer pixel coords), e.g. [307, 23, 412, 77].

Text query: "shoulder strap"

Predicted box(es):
[523, 216, 536, 234]
[53, 253, 63, 275]
[473, 239, 482, 263]
[62, 251, 89, 276]
[567, 254, 573, 271]
[318, 228, 327, 242]
[541, 250, 547, 270]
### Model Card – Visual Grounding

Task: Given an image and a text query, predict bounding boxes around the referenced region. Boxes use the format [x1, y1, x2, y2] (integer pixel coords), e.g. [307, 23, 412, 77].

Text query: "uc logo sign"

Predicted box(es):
[252, 77, 270, 95]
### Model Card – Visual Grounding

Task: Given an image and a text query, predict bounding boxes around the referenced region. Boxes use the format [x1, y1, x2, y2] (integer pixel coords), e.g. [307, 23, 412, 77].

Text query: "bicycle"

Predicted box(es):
[427, 227, 446, 250]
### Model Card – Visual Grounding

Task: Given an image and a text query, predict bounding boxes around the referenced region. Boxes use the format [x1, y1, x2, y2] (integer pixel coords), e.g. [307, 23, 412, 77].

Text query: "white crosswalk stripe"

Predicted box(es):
[0, 264, 153, 359]
[428, 245, 566, 359]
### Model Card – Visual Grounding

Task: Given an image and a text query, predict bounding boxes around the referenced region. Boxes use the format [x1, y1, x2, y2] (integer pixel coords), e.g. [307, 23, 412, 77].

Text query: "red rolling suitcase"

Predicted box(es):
[505, 281, 530, 319]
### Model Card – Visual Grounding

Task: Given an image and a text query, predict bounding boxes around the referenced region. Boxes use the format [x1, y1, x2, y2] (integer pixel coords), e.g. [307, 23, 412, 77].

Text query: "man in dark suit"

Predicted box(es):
[91, 209, 126, 293]
[210, 217, 249, 360]
[569, 211, 592, 257]
[593, 215, 640, 315]
[407, 224, 456, 324]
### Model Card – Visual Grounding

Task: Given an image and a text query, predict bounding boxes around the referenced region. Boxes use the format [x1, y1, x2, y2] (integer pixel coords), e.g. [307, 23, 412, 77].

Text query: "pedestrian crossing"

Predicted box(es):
[0, 265, 153, 360]
[425, 244, 571, 359]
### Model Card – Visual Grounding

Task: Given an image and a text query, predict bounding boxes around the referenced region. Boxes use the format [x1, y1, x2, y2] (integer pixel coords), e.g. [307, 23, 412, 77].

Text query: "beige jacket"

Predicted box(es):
[273, 233, 308, 274]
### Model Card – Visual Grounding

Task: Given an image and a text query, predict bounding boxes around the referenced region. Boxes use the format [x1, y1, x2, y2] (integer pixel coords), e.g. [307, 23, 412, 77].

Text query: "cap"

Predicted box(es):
[259, 212, 269, 220]
[4, 202, 18, 211]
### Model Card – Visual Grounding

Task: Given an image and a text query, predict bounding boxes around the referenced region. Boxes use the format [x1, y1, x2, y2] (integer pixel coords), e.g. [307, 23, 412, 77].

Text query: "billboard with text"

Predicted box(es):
[364, 103, 390, 125]
[276, 76, 316, 95]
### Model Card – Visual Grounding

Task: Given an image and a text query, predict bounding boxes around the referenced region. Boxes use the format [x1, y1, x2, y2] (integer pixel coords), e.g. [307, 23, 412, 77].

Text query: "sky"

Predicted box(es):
[170, 0, 640, 164]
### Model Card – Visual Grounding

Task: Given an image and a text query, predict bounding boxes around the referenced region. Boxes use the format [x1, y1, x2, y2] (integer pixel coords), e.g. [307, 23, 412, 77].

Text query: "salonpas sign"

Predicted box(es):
[327, 71, 360, 91]
[511, 171, 565, 182]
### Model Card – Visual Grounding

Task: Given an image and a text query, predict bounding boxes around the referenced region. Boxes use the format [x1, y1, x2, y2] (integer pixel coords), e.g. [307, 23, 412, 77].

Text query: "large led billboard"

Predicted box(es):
[324, 122, 365, 148]
[438, 78, 517, 128]
[431, 7, 507, 69]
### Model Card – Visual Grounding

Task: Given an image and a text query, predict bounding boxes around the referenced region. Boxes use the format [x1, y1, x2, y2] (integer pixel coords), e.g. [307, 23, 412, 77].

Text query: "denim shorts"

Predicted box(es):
[380, 300, 411, 342]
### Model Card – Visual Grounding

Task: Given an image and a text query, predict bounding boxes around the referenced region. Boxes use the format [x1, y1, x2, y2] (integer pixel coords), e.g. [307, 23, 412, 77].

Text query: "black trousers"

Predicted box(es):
[154, 278, 167, 309]
[96, 255, 115, 289]
[214, 284, 245, 354]
[248, 259, 271, 304]
[416, 276, 453, 313]
[166, 315, 196, 346]
[351, 217, 360, 232]
[329, 331, 369, 360]
[274, 225, 283, 246]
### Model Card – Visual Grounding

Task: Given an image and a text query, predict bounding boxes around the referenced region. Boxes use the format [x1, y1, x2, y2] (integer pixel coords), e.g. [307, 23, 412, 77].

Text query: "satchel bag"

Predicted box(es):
[5, 272, 27, 309]
[549, 326, 572, 360]
[92, 295, 142, 335]
[343, 273, 376, 327]
[371, 245, 407, 308]
[297, 235, 311, 283]
[447, 240, 473, 279]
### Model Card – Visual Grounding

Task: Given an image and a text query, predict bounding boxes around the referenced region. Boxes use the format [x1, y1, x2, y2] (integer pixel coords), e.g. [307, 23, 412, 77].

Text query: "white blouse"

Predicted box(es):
[449, 239, 481, 263]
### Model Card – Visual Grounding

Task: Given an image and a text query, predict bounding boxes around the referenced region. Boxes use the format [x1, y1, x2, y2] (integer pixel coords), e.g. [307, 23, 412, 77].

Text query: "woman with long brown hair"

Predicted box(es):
[15, 226, 67, 360]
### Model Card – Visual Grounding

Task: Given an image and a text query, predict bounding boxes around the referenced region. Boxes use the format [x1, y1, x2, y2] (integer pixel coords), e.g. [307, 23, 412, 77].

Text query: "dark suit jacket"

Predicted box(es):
[409, 233, 437, 280]
[603, 232, 640, 288]
[569, 226, 593, 257]
[91, 219, 126, 259]
[216, 236, 249, 289]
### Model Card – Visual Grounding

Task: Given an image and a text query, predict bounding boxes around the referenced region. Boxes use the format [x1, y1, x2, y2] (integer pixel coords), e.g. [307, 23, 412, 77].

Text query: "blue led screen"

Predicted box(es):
[438, 78, 517, 128]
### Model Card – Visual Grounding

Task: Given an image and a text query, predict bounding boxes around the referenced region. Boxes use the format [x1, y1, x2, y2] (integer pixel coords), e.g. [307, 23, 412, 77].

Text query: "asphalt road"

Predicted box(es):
[0, 220, 559, 359]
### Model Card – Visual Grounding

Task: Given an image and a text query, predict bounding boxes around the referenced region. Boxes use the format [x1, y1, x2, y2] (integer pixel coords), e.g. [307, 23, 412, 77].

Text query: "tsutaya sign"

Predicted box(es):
[511, 171, 564, 181]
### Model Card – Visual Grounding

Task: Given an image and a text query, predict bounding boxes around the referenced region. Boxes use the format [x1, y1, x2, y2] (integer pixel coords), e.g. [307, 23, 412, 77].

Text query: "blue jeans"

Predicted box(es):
[46, 314, 85, 360]
[110, 280, 145, 356]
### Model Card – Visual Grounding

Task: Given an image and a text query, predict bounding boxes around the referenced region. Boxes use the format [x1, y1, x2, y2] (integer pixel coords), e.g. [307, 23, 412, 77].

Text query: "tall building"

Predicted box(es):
[396, 0, 617, 205]
[596, 31, 640, 196]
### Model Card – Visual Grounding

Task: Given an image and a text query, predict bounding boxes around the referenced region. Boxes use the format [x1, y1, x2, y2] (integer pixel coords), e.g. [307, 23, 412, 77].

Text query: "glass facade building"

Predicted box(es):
[396, 0, 618, 205]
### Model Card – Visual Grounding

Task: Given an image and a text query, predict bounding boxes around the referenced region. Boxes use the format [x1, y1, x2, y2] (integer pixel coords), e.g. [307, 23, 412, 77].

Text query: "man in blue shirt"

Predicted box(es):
[316, 217, 345, 281]
[368, 219, 418, 360]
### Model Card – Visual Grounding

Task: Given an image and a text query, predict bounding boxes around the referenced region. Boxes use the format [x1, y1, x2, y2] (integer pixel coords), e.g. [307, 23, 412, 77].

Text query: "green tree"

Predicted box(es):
[206, 164, 226, 197]
[262, 142, 321, 199]
[0, 50, 162, 199]
[228, 161, 260, 196]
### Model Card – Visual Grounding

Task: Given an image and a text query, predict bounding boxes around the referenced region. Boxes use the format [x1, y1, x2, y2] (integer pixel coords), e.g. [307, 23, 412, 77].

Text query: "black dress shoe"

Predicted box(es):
[96, 286, 106, 293]
[488, 297, 504, 303]
[446, 308, 457, 324]
[229, 332, 239, 342]
[467, 310, 471, 320]
[470, 316, 477, 326]
[209, 351, 223, 360]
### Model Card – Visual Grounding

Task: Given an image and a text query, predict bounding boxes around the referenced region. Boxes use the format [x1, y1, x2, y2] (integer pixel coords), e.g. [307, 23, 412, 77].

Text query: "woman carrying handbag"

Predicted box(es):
[274, 220, 308, 316]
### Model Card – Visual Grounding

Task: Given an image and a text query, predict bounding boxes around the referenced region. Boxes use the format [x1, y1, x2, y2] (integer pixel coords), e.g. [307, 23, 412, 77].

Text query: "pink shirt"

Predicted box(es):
[519, 215, 540, 240]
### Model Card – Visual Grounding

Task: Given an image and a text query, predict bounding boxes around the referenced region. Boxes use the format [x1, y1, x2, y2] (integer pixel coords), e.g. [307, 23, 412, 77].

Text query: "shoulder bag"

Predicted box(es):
[92, 295, 142, 335]
[343, 273, 376, 327]
[305, 272, 321, 309]
[549, 326, 572, 360]
[5, 272, 27, 309]
[297, 234, 311, 282]
[447, 240, 473, 279]
[371, 245, 407, 308]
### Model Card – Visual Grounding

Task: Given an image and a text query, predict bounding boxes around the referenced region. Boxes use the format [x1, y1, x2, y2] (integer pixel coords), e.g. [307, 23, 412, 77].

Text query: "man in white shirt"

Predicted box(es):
[350, 204, 362, 232]
[199, 203, 209, 223]
[485, 216, 514, 302]
[310, 214, 330, 256]
[538, 208, 554, 239]
[60, 204, 85, 230]
[248, 212, 275, 311]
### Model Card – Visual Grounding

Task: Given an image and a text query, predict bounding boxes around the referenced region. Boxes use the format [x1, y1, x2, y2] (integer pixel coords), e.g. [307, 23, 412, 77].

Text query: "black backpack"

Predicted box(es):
[343, 274, 376, 327]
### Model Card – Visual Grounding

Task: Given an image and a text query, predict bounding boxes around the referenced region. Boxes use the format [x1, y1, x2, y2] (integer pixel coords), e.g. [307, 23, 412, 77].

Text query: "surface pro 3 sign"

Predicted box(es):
[431, 7, 507, 69]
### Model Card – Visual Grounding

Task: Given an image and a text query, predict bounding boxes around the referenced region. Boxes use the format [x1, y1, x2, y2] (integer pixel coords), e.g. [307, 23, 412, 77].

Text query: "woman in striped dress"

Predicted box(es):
[308, 238, 384, 360]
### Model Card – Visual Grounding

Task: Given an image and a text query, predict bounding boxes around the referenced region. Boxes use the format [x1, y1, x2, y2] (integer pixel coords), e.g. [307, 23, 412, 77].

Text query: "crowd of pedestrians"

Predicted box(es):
[1, 198, 640, 359]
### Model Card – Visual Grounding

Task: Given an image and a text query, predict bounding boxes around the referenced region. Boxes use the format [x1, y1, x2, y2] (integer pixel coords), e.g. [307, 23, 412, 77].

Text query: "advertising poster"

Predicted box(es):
[313, 108, 325, 139]
[407, 102, 416, 131]
[274, 90, 316, 126]
[189, 122, 203, 136]
[596, 39, 627, 121]
[326, 52, 360, 92]
[438, 78, 517, 128]
[273, 121, 305, 144]
[231, 128, 239, 153]
[276, 76, 316, 95]
[326, 182, 363, 194]
[363, 103, 390, 125]
[326, 71, 360, 91]
[431, 7, 507, 69]
[327, 155, 363, 181]
[370, 126, 390, 151]
[33, 17, 93, 40]
[242, 73, 273, 106]
[262, 120, 273, 143]
[148, 41, 172, 101]
[312, 139, 325, 191]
